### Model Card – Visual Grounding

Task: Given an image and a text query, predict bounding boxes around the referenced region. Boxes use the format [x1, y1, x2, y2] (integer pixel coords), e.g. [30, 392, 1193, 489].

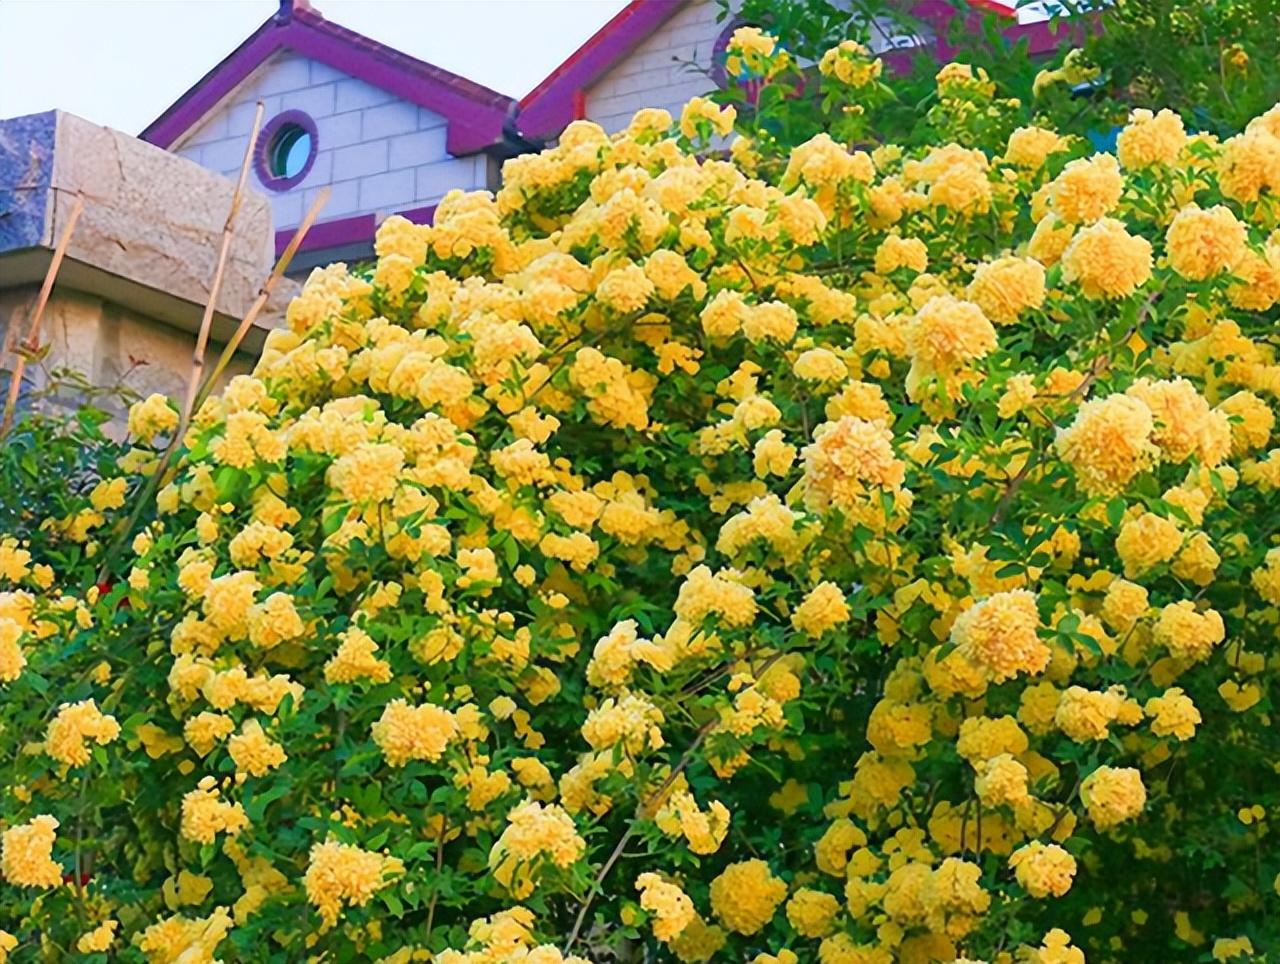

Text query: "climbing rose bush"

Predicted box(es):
[4, 34, 1280, 963]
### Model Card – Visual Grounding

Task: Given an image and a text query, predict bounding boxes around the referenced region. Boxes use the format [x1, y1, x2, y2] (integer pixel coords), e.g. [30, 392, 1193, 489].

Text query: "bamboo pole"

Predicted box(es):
[176, 101, 265, 440]
[194, 186, 330, 413]
[0, 192, 86, 437]
[95, 192, 328, 582]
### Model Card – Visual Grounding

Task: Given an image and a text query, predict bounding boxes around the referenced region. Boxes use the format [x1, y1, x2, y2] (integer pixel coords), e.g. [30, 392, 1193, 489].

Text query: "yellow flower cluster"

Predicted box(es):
[7, 41, 1280, 963]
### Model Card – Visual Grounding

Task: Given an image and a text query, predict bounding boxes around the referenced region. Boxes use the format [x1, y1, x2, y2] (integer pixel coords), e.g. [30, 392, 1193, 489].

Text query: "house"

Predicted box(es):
[141, 0, 1072, 269]
[140, 0, 529, 271]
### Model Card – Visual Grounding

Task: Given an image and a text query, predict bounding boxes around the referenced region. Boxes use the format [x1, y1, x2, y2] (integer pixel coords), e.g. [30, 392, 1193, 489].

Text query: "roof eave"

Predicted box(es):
[140, 9, 515, 156]
[517, 0, 688, 142]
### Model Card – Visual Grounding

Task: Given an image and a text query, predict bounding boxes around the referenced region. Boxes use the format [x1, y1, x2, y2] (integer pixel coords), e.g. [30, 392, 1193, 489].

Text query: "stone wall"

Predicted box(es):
[173, 51, 494, 231]
[0, 286, 252, 419]
[0, 110, 288, 422]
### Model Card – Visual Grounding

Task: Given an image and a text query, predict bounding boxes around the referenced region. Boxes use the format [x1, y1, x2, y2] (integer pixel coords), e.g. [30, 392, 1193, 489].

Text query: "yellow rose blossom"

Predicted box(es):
[709, 859, 787, 935]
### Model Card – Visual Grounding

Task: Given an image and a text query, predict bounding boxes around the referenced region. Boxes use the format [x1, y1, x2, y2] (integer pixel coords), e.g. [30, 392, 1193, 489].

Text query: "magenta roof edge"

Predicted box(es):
[517, 0, 688, 142]
[141, 8, 516, 156]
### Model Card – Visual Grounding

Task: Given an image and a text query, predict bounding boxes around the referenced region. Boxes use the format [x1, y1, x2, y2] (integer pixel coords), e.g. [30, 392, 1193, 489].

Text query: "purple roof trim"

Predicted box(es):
[254, 109, 319, 192]
[518, 0, 688, 141]
[141, 6, 515, 156]
[273, 202, 437, 257]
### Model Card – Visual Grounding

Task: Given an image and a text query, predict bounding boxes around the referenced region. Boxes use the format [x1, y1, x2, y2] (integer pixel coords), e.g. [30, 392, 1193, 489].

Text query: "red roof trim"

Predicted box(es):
[141, 6, 516, 156]
[518, 0, 687, 141]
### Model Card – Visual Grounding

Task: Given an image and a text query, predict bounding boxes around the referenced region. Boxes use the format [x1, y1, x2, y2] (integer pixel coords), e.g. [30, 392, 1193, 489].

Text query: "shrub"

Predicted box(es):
[3, 33, 1280, 963]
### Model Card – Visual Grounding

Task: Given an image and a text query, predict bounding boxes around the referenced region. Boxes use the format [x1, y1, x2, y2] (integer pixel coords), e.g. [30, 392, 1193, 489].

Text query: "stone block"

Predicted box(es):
[286, 83, 337, 119]
[362, 101, 420, 140]
[415, 157, 483, 204]
[335, 76, 392, 113]
[332, 140, 387, 181]
[251, 52, 312, 96]
[318, 111, 362, 149]
[389, 128, 449, 170]
[0, 110, 286, 348]
[307, 177, 359, 218]
[359, 168, 415, 211]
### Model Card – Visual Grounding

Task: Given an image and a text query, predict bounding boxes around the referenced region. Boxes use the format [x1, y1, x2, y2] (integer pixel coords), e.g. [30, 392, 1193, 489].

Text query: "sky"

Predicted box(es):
[0, 0, 631, 135]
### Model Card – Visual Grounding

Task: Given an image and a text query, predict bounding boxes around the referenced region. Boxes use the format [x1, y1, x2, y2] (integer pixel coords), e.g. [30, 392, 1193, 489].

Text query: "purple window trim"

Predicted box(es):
[273, 202, 437, 257]
[254, 109, 319, 192]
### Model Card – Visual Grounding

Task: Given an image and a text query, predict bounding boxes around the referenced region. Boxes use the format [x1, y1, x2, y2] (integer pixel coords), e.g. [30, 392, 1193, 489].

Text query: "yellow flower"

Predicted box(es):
[1115, 511, 1182, 578]
[785, 887, 840, 937]
[129, 393, 179, 441]
[76, 920, 118, 954]
[324, 626, 393, 684]
[227, 720, 288, 777]
[0, 617, 26, 683]
[180, 776, 249, 843]
[709, 859, 787, 935]
[1152, 600, 1225, 662]
[636, 872, 695, 942]
[950, 590, 1047, 682]
[1060, 217, 1153, 299]
[1080, 765, 1146, 829]
[489, 800, 585, 898]
[1165, 205, 1247, 280]
[975, 752, 1030, 807]
[875, 235, 929, 274]
[46, 698, 121, 767]
[1144, 687, 1200, 740]
[1009, 841, 1076, 897]
[801, 416, 907, 516]
[1056, 394, 1159, 494]
[679, 97, 736, 140]
[792, 581, 851, 637]
[966, 256, 1046, 325]
[1049, 154, 1123, 223]
[372, 699, 458, 766]
[1, 815, 61, 888]
[304, 839, 402, 927]
[907, 294, 997, 375]
[1005, 125, 1067, 169]
[1116, 108, 1186, 170]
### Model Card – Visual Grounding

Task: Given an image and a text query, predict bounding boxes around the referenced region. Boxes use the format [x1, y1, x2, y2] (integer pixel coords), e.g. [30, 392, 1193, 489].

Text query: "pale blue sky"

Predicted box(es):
[0, 0, 630, 134]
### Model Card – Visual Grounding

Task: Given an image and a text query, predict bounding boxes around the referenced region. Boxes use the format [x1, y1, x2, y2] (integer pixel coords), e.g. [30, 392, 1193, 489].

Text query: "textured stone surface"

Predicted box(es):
[0, 111, 57, 252]
[0, 109, 296, 411]
[0, 110, 293, 333]
[51, 111, 276, 322]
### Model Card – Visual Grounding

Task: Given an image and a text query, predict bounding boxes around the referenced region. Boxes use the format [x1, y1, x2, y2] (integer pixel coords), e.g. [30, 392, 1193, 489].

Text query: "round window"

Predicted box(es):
[268, 124, 312, 179]
[254, 111, 318, 192]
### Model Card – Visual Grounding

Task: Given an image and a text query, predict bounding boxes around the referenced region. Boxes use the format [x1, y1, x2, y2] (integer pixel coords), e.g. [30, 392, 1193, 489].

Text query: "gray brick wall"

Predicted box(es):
[585, 0, 723, 135]
[173, 50, 490, 233]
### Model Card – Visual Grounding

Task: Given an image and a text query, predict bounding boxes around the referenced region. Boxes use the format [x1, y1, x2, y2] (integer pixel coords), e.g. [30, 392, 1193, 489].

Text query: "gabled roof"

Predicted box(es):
[519, 0, 1077, 142]
[141, 0, 516, 156]
[518, 0, 686, 142]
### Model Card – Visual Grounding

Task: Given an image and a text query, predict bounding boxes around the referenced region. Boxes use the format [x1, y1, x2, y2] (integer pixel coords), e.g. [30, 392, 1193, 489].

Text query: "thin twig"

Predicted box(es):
[563, 718, 717, 952]
[425, 814, 449, 941]
[177, 101, 265, 439]
[1, 192, 86, 436]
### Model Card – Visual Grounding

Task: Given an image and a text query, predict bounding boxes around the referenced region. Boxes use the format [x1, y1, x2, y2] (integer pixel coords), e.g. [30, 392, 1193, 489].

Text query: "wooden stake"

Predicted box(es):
[0, 192, 86, 437]
[194, 186, 330, 411]
[95, 188, 329, 583]
[177, 100, 265, 441]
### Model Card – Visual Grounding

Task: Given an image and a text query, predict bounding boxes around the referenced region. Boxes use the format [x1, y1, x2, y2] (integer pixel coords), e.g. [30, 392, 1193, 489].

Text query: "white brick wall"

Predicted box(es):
[585, 0, 725, 134]
[173, 50, 491, 233]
